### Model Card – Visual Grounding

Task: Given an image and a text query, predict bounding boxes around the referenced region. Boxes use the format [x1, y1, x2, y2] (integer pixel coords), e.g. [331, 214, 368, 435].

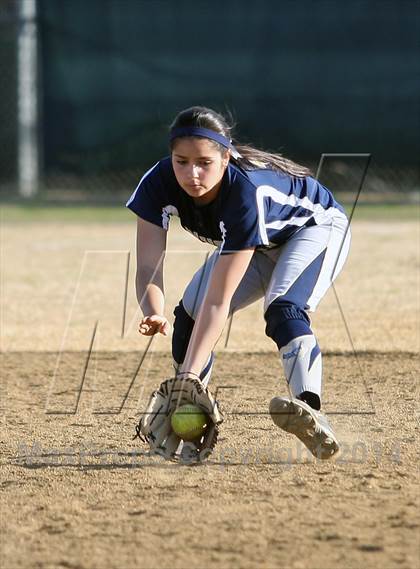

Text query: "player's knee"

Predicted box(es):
[264, 299, 311, 349]
[172, 300, 195, 365]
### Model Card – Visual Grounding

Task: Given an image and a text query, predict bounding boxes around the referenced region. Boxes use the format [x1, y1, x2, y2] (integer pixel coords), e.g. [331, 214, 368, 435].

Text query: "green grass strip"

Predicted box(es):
[1, 203, 418, 223]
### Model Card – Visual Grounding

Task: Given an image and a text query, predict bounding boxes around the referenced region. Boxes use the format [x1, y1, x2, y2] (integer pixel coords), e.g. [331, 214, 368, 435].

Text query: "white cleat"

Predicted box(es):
[269, 397, 339, 460]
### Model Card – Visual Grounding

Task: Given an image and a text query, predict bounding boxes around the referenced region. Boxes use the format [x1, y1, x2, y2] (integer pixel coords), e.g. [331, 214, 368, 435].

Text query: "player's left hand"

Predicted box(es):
[133, 374, 223, 463]
[139, 315, 170, 336]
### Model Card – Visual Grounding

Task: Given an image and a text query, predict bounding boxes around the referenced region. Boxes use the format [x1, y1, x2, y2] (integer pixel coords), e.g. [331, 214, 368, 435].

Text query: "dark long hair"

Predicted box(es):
[169, 106, 312, 178]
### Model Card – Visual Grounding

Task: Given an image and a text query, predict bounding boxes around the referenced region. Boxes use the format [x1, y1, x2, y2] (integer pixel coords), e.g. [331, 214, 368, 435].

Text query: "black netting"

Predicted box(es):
[1, 0, 419, 201]
[0, 1, 18, 189]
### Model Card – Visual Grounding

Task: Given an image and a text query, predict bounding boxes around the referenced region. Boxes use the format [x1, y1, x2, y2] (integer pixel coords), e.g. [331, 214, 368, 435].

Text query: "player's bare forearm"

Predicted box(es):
[135, 217, 167, 315]
[180, 249, 254, 375]
[179, 301, 230, 376]
[136, 268, 165, 316]
[136, 270, 170, 336]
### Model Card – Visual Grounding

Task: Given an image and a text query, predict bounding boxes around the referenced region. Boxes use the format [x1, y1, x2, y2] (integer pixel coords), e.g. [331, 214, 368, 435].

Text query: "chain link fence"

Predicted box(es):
[0, 0, 418, 205]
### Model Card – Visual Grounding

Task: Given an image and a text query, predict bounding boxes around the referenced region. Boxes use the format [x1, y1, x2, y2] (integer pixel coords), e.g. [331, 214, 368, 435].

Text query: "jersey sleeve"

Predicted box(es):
[219, 191, 264, 254]
[126, 162, 168, 229]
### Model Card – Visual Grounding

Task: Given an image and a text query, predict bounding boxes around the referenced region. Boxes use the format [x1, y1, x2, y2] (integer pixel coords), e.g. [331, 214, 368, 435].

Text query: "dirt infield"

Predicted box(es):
[1, 216, 419, 568]
[2, 218, 419, 353]
[1, 350, 419, 569]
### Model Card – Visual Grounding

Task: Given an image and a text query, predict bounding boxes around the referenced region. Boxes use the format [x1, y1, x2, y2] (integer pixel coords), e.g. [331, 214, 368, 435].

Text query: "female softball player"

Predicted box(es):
[127, 106, 351, 460]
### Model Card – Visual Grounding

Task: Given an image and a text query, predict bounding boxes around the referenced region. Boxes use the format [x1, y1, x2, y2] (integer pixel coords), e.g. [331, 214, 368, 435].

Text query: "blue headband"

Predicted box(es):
[170, 126, 241, 159]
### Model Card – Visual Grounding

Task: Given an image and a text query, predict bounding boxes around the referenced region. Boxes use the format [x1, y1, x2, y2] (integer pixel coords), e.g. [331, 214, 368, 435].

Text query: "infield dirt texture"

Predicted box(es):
[1, 207, 419, 569]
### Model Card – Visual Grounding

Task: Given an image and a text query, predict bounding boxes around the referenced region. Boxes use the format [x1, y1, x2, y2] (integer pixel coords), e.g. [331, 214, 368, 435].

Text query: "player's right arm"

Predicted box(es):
[136, 217, 170, 336]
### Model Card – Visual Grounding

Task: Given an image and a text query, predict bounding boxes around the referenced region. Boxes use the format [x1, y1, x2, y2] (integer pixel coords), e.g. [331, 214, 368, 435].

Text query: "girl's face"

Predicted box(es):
[172, 137, 230, 205]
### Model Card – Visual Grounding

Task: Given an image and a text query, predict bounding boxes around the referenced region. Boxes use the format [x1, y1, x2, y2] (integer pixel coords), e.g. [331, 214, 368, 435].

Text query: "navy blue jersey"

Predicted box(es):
[126, 157, 346, 253]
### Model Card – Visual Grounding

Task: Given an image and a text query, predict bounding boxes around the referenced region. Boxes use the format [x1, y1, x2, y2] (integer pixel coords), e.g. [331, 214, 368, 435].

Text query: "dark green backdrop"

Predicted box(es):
[39, 0, 420, 175]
